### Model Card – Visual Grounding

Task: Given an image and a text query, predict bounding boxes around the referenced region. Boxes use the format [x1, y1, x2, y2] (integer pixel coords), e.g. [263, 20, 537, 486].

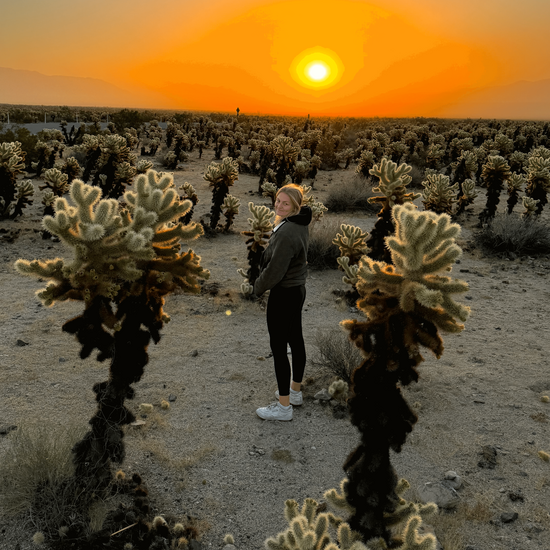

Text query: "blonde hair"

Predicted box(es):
[276, 184, 303, 217]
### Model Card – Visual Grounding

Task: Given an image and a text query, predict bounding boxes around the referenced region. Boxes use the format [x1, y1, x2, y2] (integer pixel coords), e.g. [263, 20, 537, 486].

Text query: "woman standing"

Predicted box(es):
[254, 184, 312, 421]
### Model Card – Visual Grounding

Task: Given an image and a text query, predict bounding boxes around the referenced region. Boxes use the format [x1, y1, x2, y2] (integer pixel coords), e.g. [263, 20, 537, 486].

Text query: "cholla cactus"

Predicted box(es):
[179, 182, 199, 225]
[355, 150, 376, 178]
[455, 178, 478, 217]
[136, 159, 154, 174]
[311, 201, 328, 221]
[10, 180, 35, 219]
[265, 478, 437, 550]
[56, 156, 81, 184]
[506, 173, 525, 214]
[478, 155, 512, 225]
[293, 160, 310, 184]
[424, 143, 445, 169]
[204, 157, 239, 230]
[337, 256, 360, 288]
[262, 181, 278, 206]
[366, 158, 420, 262]
[221, 194, 240, 232]
[521, 196, 539, 218]
[0, 141, 28, 219]
[340, 203, 469, 544]
[421, 174, 458, 215]
[239, 202, 275, 295]
[41, 168, 69, 196]
[525, 155, 550, 215]
[333, 224, 369, 266]
[14, 169, 208, 498]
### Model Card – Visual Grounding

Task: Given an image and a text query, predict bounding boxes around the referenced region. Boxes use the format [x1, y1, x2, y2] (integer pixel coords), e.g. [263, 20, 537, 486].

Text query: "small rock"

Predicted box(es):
[417, 481, 459, 510]
[59, 357, 67, 363]
[189, 540, 203, 550]
[0, 425, 17, 436]
[478, 445, 498, 469]
[508, 491, 524, 502]
[443, 471, 462, 490]
[501, 512, 519, 524]
[257, 356, 265, 361]
[16, 339, 29, 347]
[191, 349, 199, 357]
[168, 394, 177, 402]
[314, 389, 332, 401]
[223, 545, 237, 550]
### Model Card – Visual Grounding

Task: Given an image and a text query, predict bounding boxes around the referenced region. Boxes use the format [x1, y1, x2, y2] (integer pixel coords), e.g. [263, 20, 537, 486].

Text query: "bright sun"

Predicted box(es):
[290, 47, 344, 91]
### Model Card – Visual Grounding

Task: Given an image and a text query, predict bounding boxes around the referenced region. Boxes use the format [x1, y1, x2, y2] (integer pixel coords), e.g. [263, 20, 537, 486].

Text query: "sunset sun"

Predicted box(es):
[290, 47, 344, 91]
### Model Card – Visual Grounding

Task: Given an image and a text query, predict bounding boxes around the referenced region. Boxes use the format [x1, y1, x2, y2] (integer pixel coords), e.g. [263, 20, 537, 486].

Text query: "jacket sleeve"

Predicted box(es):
[253, 231, 295, 296]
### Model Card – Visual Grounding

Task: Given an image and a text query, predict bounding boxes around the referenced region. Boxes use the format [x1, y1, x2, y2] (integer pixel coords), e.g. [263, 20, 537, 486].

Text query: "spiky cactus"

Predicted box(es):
[506, 173, 525, 214]
[179, 182, 199, 226]
[478, 155, 511, 225]
[333, 224, 369, 266]
[421, 174, 458, 215]
[521, 196, 539, 218]
[239, 202, 274, 296]
[221, 194, 240, 232]
[15, 170, 209, 502]
[455, 179, 478, 217]
[356, 151, 376, 178]
[136, 159, 154, 174]
[0, 141, 29, 219]
[525, 155, 550, 215]
[366, 158, 420, 263]
[340, 203, 469, 545]
[265, 478, 437, 550]
[262, 182, 278, 206]
[203, 157, 239, 231]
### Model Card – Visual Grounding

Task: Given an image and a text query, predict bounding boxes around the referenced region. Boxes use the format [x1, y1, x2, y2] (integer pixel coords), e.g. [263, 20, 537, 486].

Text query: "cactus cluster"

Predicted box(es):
[203, 157, 239, 231]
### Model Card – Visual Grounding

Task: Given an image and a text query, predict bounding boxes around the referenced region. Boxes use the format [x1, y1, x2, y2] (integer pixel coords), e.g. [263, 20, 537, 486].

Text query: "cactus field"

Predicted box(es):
[1, 113, 550, 550]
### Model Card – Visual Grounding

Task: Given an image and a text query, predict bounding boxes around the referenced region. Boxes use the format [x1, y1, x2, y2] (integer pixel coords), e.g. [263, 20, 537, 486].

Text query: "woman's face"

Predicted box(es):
[275, 192, 294, 219]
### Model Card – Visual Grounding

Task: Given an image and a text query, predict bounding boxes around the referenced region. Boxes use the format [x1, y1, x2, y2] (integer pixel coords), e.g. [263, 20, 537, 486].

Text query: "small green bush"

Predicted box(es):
[474, 213, 550, 256]
[307, 217, 342, 269]
[325, 176, 378, 213]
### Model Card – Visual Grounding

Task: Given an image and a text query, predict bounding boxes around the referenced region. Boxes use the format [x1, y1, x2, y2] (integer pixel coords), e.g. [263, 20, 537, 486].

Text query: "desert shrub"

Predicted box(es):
[310, 328, 363, 384]
[474, 213, 550, 256]
[307, 217, 342, 269]
[0, 422, 90, 536]
[325, 176, 378, 213]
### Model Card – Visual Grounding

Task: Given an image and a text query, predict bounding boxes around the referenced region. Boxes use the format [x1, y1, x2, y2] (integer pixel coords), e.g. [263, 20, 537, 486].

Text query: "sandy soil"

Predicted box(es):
[1, 148, 550, 550]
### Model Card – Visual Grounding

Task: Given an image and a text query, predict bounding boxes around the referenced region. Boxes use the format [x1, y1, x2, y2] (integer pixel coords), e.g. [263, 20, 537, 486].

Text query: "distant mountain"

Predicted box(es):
[0, 67, 173, 109]
[432, 79, 550, 121]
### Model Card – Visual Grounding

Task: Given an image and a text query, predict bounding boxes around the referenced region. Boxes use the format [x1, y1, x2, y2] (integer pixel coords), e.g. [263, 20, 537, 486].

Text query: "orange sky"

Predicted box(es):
[2, 0, 550, 117]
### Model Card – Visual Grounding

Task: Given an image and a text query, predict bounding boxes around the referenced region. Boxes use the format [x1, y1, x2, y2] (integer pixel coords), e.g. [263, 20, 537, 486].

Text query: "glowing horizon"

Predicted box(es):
[1, 0, 550, 119]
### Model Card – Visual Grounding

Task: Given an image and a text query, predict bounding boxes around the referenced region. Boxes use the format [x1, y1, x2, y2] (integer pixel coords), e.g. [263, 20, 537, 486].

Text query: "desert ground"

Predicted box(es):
[1, 145, 550, 550]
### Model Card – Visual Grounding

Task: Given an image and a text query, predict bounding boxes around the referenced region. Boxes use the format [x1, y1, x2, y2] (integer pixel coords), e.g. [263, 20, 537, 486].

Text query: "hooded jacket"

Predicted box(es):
[253, 206, 312, 296]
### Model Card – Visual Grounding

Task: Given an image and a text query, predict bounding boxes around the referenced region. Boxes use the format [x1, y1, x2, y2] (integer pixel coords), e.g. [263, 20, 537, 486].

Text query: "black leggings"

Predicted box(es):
[266, 285, 306, 397]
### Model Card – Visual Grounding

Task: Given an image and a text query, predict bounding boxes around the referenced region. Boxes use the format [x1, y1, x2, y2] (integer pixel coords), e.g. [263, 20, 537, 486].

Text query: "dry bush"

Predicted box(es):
[307, 217, 342, 270]
[0, 422, 100, 537]
[474, 214, 550, 256]
[325, 176, 378, 213]
[310, 328, 363, 384]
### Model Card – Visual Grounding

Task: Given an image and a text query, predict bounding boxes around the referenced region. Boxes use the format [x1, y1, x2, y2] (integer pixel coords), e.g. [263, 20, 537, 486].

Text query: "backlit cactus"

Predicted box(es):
[239, 202, 274, 296]
[221, 194, 240, 232]
[0, 141, 29, 219]
[366, 158, 420, 262]
[525, 154, 550, 215]
[455, 178, 478, 217]
[14, 169, 208, 507]
[333, 224, 369, 266]
[478, 155, 512, 225]
[340, 203, 469, 544]
[421, 174, 458, 215]
[265, 477, 436, 550]
[506, 173, 525, 214]
[204, 157, 239, 231]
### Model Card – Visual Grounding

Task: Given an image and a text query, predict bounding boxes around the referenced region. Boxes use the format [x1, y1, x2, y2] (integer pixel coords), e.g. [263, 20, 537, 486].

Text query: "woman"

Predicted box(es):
[254, 184, 312, 421]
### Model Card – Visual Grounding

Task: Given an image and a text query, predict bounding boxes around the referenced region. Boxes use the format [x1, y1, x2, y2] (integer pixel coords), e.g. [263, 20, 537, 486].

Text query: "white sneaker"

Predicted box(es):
[256, 402, 293, 421]
[275, 389, 303, 406]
